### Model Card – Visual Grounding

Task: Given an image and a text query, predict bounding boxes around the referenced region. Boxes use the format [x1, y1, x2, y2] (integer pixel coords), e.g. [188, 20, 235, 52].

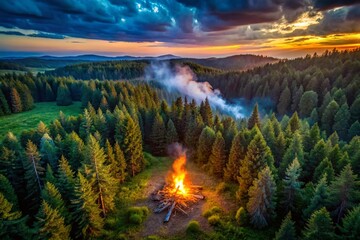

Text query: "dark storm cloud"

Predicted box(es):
[28, 32, 66, 39]
[305, 4, 360, 35]
[0, 31, 25, 36]
[313, 0, 360, 10]
[0, 0, 359, 43]
[0, 30, 65, 39]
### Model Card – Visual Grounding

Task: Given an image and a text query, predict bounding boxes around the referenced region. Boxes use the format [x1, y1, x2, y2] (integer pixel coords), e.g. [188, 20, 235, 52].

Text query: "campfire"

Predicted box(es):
[151, 151, 205, 223]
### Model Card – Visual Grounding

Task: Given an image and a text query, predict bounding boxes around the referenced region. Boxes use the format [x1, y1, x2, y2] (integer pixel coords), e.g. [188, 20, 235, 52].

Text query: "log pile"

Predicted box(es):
[151, 185, 205, 223]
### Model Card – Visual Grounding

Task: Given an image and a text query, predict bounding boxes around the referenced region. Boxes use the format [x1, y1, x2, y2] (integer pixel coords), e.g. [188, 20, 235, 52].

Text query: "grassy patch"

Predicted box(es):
[104, 153, 171, 238]
[0, 101, 82, 141]
[117, 152, 171, 205]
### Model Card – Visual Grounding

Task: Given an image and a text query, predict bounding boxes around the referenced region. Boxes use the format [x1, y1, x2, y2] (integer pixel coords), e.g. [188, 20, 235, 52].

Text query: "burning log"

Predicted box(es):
[164, 200, 177, 223]
[152, 145, 205, 223]
[152, 184, 205, 223]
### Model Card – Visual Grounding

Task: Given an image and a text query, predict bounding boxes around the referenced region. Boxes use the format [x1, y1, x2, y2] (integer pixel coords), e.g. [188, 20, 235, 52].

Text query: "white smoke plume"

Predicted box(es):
[146, 62, 244, 118]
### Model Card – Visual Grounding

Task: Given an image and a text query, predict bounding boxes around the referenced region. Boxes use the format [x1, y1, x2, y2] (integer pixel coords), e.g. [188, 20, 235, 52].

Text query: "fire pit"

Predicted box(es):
[151, 152, 205, 223]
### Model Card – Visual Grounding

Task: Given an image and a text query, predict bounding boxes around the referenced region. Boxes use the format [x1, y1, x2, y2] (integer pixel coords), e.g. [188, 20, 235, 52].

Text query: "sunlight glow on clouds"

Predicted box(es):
[0, 0, 359, 58]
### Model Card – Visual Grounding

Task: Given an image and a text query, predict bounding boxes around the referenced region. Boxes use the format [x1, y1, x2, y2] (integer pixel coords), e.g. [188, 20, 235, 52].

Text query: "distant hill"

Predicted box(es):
[0, 54, 277, 71]
[182, 54, 279, 71]
[0, 54, 181, 68]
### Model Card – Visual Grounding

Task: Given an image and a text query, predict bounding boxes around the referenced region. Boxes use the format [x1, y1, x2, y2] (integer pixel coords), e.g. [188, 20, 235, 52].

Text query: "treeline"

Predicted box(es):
[0, 61, 28, 71]
[0, 73, 35, 115]
[46, 60, 149, 80]
[45, 60, 222, 81]
[0, 73, 82, 115]
[204, 48, 360, 140]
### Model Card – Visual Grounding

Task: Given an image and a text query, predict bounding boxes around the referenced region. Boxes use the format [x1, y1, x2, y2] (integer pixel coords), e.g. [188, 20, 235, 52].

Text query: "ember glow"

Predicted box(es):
[170, 154, 188, 196]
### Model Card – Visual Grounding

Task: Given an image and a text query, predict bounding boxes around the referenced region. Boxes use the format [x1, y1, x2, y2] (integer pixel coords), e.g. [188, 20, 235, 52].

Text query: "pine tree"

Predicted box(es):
[287, 112, 300, 133]
[248, 103, 261, 129]
[209, 131, 226, 178]
[277, 87, 291, 115]
[120, 115, 144, 177]
[171, 97, 183, 140]
[45, 164, 57, 186]
[24, 140, 45, 214]
[262, 119, 276, 147]
[303, 174, 329, 219]
[45, 82, 55, 101]
[196, 126, 216, 165]
[56, 83, 73, 106]
[166, 119, 178, 145]
[309, 108, 318, 125]
[274, 131, 286, 167]
[82, 135, 117, 215]
[35, 201, 71, 240]
[62, 131, 85, 169]
[0, 132, 26, 210]
[0, 192, 30, 239]
[100, 96, 109, 112]
[305, 139, 328, 180]
[303, 123, 321, 153]
[9, 88, 22, 113]
[0, 174, 19, 212]
[18, 83, 34, 111]
[350, 96, 360, 123]
[200, 97, 213, 127]
[348, 120, 360, 139]
[321, 100, 339, 135]
[302, 208, 336, 240]
[41, 182, 69, 224]
[56, 156, 75, 204]
[247, 166, 276, 228]
[184, 114, 204, 152]
[40, 133, 58, 171]
[280, 132, 304, 176]
[93, 108, 108, 141]
[0, 88, 10, 115]
[79, 109, 94, 140]
[224, 132, 245, 182]
[333, 103, 350, 140]
[237, 129, 275, 206]
[291, 85, 303, 112]
[150, 113, 166, 155]
[328, 164, 360, 223]
[274, 212, 296, 240]
[282, 158, 302, 212]
[114, 141, 127, 183]
[299, 91, 318, 117]
[341, 205, 360, 239]
[72, 173, 103, 239]
[313, 158, 335, 183]
[328, 130, 340, 147]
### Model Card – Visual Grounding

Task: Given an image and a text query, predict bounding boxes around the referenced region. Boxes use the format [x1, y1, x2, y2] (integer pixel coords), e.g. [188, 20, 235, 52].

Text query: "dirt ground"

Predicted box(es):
[135, 162, 236, 239]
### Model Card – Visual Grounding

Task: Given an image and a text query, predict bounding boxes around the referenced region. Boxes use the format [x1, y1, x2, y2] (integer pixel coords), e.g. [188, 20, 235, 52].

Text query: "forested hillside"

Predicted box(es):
[203, 49, 360, 140]
[45, 60, 222, 80]
[180, 54, 278, 71]
[0, 67, 359, 239]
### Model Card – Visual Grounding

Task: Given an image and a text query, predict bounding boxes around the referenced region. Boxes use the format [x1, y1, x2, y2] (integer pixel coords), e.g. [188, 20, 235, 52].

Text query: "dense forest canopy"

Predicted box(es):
[0, 49, 359, 239]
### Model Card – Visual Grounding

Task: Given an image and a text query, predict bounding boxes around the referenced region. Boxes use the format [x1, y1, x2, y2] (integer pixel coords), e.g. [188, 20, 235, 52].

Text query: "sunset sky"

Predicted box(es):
[0, 0, 359, 58]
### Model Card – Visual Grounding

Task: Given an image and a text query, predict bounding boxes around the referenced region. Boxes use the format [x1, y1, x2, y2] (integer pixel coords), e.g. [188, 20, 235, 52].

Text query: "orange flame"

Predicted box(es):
[171, 154, 187, 195]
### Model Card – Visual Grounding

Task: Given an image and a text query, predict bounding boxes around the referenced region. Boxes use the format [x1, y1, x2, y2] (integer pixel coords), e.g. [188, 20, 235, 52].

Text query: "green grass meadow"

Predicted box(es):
[0, 101, 82, 141]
